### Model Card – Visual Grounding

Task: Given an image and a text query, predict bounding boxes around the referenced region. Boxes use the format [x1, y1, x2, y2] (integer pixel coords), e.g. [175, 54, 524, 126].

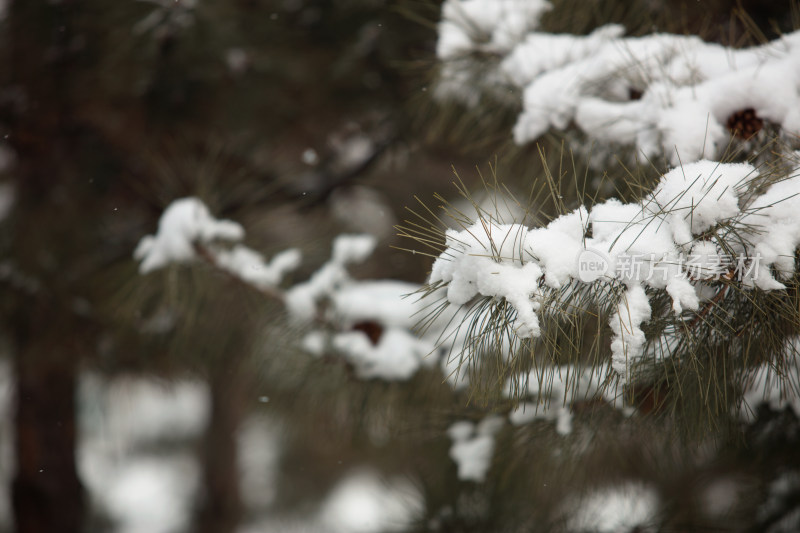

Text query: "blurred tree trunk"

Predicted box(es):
[8, 141, 88, 533]
[5, 1, 88, 531]
[11, 326, 84, 533]
[195, 349, 250, 533]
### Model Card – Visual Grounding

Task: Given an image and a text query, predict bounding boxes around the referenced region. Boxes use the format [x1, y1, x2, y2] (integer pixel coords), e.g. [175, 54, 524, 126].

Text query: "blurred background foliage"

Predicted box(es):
[0, 1, 799, 533]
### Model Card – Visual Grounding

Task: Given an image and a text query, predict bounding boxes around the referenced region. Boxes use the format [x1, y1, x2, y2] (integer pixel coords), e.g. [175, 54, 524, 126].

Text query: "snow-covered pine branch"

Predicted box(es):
[133, 197, 474, 384]
[132, 195, 635, 484]
[427, 158, 800, 383]
[435, 0, 800, 164]
[133, 167, 800, 486]
[133, 197, 301, 297]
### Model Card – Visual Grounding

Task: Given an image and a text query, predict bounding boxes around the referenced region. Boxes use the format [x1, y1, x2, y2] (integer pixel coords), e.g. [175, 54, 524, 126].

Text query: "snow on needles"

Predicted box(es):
[285, 234, 377, 324]
[436, 4, 800, 164]
[437, 0, 551, 60]
[739, 336, 800, 423]
[134, 198, 244, 274]
[134, 197, 302, 290]
[135, 200, 470, 383]
[430, 160, 800, 382]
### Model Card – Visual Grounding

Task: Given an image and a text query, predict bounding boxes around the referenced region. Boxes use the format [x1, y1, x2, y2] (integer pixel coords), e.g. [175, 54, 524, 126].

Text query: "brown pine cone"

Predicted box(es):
[726, 108, 764, 140]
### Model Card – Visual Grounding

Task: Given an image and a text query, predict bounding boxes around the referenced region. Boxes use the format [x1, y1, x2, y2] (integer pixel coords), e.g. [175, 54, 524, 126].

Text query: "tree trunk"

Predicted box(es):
[5, 2, 89, 529]
[195, 356, 249, 533]
[12, 335, 84, 533]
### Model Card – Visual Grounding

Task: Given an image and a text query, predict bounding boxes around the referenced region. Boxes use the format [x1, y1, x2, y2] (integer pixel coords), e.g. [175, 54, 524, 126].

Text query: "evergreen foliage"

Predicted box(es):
[3, 1, 800, 532]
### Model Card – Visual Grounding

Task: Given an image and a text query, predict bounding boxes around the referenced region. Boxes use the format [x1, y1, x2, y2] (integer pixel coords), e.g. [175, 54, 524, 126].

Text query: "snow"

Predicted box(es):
[430, 220, 544, 338]
[215, 245, 302, 290]
[647, 160, 753, 244]
[738, 167, 800, 289]
[226, 48, 249, 75]
[135, 200, 459, 384]
[77, 374, 210, 533]
[436, 4, 800, 165]
[429, 6, 800, 386]
[332, 328, 432, 381]
[238, 416, 283, 510]
[282, 240, 454, 382]
[567, 482, 659, 533]
[739, 337, 800, 422]
[702, 477, 743, 518]
[332, 234, 377, 264]
[431, 163, 746, 355]
[285, 234, 377, 324]
[305, 280, 449, 380]
[509, 400, 572, 435]
[134, 197, 244, 274]
[135, 198, 300, 288]
[334, 136, 374, 172]
[609, 284, 651, 379]
[501, 24, 625, 87]
[78, 373, 210, 448]
[302, 148, 319, 166]
[329, 186, 397, 239]
[447, 416, 503, 482]
[526, 207, 588, 289]
[428, 159, 800, 382]
[331, 281, 421, 329]
[437, 0, 552, 60]
[103, 454, 200, 533]
[76, 373, 289, 532]
[506, 364, 619, 433]
[758, 473, 800, 531]
[318, 469, 422, 533]
[302, 330, 329, 357]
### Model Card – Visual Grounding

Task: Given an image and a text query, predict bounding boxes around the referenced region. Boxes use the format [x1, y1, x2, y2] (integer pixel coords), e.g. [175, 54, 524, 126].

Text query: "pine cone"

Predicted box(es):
[726, 108, 764, 140]
[352, 320, 384, 345]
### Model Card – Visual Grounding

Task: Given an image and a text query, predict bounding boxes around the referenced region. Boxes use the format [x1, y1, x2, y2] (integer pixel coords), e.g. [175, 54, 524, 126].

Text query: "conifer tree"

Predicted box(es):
[5, 1, 800, 532]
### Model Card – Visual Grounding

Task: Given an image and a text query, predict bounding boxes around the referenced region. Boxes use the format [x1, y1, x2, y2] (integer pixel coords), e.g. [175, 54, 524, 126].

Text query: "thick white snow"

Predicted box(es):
[135, 198, 302, 289]
[331, 281, 421, 330]
[135, 201, 477, 385]
[429, 160, 800, 381]
[77, 374, 210, 533]
[447, 416, 503, 482]
[436, 2, 800, 165]
[285, 234, 377, 324]
[318, 469, 422, 533]
[567, 482, 659, 533]
[332, 328, 433, 381]
[430, 220, 544, 338]
[609, 284, 651, 379]
[215, 246, 302, 290]
[738, 170, 800, 290]
[103, 454, 200, 533]
[134, 197, 244, 274]
[501, 24, 625, 87]
[437, 0, 552, 60]
[739, 336, 800, 422]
